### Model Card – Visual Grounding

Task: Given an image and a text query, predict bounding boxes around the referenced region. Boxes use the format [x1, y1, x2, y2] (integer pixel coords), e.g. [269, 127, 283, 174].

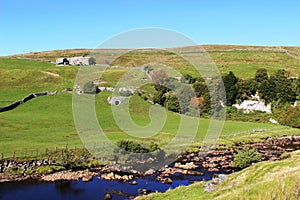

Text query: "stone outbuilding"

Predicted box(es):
[107, 96, 127, 105]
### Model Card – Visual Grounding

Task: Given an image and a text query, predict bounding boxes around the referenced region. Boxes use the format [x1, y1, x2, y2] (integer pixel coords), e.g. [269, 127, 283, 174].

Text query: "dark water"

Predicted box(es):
[0, 170, 218, 200]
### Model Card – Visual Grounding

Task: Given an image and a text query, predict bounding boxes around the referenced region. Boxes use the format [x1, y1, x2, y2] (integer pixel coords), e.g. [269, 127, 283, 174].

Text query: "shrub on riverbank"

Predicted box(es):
[233, 148, 261, 168]
[116, 140, 160, 153]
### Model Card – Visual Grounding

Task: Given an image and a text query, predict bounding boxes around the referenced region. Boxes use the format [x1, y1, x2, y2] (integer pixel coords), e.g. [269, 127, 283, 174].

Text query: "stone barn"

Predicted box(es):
[56, 56, 93, 66]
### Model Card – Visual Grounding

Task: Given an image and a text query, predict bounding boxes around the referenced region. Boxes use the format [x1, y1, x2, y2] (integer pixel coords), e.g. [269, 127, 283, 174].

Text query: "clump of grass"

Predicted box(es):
[36, 165, 65, 175]
[280, 152, 292, 159]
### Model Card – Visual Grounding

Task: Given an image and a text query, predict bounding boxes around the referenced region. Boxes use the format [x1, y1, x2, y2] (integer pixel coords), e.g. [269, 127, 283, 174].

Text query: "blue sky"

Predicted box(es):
[0, 0, 299, 56]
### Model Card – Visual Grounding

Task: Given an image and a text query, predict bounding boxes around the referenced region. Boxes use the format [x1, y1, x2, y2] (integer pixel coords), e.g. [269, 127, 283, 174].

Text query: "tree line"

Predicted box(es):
[149, 68, 300, 128]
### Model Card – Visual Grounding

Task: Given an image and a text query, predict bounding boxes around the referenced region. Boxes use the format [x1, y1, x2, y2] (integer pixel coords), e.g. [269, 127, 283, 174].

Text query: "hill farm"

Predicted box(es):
[1, 45, 300, 199]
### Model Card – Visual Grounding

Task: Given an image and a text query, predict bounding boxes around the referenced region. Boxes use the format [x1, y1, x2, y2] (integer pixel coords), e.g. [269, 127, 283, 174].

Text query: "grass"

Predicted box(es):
[1, 87, 297, 158]
[209, 50, 300, 78]
[0, 54, 299, 158]
[138, 150, 300, 200]
[1, 47, 299, 199]
[108, 49, 300, 79]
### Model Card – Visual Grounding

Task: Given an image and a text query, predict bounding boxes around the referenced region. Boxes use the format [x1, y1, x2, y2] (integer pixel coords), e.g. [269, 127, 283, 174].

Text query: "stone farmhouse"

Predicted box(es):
[56, 56, 93, 66]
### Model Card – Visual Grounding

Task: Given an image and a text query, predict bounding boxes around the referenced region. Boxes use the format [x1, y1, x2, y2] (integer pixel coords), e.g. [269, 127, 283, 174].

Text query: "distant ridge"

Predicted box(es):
[3, 45, 300, 62]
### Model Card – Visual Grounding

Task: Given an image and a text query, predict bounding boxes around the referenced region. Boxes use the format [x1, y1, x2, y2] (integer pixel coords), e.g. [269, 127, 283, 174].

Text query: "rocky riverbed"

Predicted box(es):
[0, 135, 300, 184]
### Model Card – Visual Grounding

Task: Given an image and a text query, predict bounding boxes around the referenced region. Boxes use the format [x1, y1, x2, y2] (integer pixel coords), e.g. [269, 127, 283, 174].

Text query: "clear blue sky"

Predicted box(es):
[0, 0, 299, 56]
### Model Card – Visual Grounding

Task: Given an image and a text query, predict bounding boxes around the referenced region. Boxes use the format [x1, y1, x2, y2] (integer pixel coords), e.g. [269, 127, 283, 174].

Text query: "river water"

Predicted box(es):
[0, 170, 219, 200]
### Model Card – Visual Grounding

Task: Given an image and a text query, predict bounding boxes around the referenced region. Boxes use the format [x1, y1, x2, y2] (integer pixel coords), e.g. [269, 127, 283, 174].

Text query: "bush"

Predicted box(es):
[117, 140, 149, 153]
[233, 148, 261, 168]
[116, 140, 160, 153]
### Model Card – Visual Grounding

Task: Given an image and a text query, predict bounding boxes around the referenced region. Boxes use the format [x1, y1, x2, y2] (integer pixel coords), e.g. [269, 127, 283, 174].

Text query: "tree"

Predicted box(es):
[152, 91, 166, 106]
[177, 85, 195, 114]
[165, 93, 180, 113]
[296, 78, 300, 94]
[236, 79, 258, 101]
[258, 69, 296, 104]
[190, 97, 205, 114]
[274, 69, 296, 103]
[181, 74, 196, 84]
[193, 82, 208, 97]
[152, 84, 170, 106]
[223, 71, 238, 105]
[258, 76, 277, 103]
[255, 68, 268, 83]
[151, 69, 169, 85]
[83, 81, 100, 94]
[89, 57, 96, 65]
[154, 85, 170, 94]
[203, 92, 212, 114]
[223, 71, 238, 90]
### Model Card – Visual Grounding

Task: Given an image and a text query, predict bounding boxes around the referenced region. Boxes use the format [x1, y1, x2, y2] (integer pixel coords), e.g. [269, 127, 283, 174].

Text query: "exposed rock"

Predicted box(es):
[103, 193, 112, 200]
[82, 174, 93, 182]
[204, 174, 227, 193]
[131, 180, 138, 185]
[41, 170, 97, 182]
[174, 162, 198, 170]
[156, 176, 173, 184]
[138, 189, 152, 196]
[144, 168, 155, 175]
[101, 172, 134, 182]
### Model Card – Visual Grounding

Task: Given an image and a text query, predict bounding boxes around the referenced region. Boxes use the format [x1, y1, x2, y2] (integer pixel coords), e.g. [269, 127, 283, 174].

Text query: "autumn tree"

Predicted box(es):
[151, 69, 169, 85]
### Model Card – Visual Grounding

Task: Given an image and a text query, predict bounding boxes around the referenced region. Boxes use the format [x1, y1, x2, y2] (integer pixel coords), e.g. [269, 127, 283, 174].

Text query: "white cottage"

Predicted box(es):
[233, 100, 272, 113]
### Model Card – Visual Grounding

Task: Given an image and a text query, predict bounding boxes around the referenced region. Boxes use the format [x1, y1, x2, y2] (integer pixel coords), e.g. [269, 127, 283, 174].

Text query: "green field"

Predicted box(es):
[1, 48, 300, 158]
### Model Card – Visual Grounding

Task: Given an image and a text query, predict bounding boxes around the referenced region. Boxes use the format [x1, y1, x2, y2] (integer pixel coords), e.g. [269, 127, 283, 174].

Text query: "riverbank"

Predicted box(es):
[1, 135, 300, 186]
[138, 149, 300, 200]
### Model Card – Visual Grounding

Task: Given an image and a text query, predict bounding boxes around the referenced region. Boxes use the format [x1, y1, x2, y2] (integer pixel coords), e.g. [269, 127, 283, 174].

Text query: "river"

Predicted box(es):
[0, 170, 219, 200]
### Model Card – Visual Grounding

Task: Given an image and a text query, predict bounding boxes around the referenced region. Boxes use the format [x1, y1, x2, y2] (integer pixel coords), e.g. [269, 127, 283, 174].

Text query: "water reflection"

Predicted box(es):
[55, 181, 84, 195]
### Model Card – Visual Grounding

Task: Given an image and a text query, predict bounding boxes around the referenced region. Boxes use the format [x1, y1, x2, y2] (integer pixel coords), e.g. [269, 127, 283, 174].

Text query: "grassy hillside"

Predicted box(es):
[0, 58, 78, 91]
[1, 87, 287, 157]
[109, 49, 300, 78]
[139, 150, 300, 200]
[4, 45, 300, 79]
[209, 50, 300, 78]
[1, 57, 298, 158]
